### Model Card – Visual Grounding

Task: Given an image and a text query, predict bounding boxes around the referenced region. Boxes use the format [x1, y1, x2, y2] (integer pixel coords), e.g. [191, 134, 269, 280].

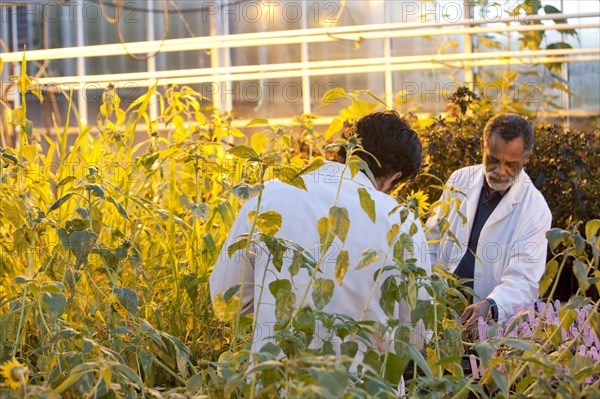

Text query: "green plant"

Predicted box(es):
[468, 220, 600, 398]
[0, 58, 243, 396]
[0, 56, 598, 398]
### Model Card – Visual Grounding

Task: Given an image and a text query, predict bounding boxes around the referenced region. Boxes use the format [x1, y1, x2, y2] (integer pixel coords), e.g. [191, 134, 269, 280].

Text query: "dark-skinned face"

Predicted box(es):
[482, 131, 530, 191]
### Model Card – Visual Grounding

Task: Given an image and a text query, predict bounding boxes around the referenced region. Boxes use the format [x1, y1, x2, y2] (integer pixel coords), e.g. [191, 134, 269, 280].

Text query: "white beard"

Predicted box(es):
[485, 172, 516, 192]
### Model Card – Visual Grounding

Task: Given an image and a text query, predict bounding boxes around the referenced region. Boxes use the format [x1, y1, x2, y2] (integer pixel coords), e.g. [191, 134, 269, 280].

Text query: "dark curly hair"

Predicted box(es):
[484, 113, 534, 153]
[335, 110, 423, 182]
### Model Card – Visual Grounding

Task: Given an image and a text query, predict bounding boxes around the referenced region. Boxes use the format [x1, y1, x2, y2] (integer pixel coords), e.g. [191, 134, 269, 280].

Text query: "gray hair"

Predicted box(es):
[484, 113, 534, 153]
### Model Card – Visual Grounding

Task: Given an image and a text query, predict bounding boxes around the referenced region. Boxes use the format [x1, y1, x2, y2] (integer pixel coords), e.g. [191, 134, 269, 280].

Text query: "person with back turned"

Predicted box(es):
[210, 110, 431, 360]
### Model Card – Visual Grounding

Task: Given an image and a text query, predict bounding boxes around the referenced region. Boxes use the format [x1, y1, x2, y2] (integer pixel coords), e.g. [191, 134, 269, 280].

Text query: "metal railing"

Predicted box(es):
[0, 4, 599, 131]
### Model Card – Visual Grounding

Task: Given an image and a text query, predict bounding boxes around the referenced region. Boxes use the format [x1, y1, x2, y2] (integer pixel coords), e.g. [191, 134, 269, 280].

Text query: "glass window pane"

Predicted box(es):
[569, 62, 600, 110]
[311, 72, 385, 117]
[393, 69, 466, 114]
[231, 77, 304, 119]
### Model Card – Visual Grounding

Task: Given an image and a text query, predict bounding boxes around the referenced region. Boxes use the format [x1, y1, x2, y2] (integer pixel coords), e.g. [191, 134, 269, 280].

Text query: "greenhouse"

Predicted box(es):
[0, 0, 599, 397]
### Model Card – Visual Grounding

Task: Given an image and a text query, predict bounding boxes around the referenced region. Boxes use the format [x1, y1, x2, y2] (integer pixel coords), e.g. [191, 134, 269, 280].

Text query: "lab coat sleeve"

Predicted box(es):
[487, 206, 552, 323]
[209, 199, 257, 315]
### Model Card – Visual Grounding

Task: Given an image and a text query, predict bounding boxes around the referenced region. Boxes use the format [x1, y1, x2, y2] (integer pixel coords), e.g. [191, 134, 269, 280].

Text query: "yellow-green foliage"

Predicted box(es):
[1, 61, 598, 398]
[0, 58, 333, 396]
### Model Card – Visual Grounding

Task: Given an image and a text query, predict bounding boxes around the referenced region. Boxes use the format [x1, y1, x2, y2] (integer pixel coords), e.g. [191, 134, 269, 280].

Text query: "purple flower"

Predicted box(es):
[477, 318, 489, 342]
[469, 354, 480, 379]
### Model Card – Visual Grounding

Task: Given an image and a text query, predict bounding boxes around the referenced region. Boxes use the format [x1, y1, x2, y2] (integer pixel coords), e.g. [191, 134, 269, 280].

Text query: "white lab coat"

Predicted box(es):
[210, 161, 432, 357]
[426, 164, 552, 322]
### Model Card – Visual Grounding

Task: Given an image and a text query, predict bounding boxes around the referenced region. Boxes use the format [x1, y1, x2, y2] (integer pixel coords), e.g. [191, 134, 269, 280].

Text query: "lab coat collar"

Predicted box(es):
[312, 161, 379, 190]
[462, 166, 485, 228]
[471, 165, 529, 228]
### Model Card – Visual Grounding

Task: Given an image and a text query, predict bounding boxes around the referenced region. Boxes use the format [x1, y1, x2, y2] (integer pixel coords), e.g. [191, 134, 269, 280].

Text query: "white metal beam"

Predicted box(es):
[1, 13, 598, 62]
[32, 48, 600, 87]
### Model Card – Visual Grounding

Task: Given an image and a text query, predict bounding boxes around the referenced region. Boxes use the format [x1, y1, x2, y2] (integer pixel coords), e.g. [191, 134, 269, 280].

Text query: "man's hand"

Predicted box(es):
[461, 300, 492, 341]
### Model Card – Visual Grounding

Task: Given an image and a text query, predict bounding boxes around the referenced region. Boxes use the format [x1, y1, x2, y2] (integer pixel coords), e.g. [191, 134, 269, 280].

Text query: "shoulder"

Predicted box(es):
[445, 164, 483, 186]
[519, 171, 552, 221]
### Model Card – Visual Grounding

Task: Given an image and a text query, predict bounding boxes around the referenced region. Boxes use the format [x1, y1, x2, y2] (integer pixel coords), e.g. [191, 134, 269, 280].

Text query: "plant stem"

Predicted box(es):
[88, 190, 93, 230]
[432, 288, 442, 377]
[36, 287, 53, 336]
[231, 165, 264, 350]
[12, 220, 37, 357]
[544, 250, 570, 309]
[253, 249, 272, 334]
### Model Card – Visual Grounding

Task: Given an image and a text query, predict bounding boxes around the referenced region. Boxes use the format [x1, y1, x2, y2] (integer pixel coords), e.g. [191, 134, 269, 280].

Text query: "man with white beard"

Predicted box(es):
[426, 113, 551, 339]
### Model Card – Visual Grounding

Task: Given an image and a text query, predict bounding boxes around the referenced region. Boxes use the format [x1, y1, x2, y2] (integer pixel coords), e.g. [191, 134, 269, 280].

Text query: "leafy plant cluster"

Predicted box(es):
[467, 220, 600, 398]
[0, 61, 599, 398]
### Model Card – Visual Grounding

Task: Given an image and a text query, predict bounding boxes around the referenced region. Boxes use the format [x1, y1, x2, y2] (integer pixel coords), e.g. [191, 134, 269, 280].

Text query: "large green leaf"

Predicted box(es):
[312, 278, 334, 310]
[491, 368, 508, 396]
[67, 229, 98, 267]
[543, 5, 566, 23]
[335, 250, 349, 286]
[546, 228, 571, 252]
[539, 259, 559, 297]
[356, 249, 380, 270]
[296, 158, 325, 177]
[407, 343, 433, 378]
[324, 117, 344, 140]
[107, 196, 129, 219]
[212, 292, 239, 323]
[278, 166, 307, 190]
[227, 145, 258, 159]
[341, 341, 358, 358]
[256, 210, 282, 236]
[585, 219, 600, 241]
[275, 289, 295, 328]
[321, 87, 347, 105]
[379, 276, 399, 317]
[573, 259, 590, 292]
[383, 352, 406, 386]
[47, 193, 74, 213]
[85, 184, 105, 199]
[329, 206, 350, 243]
[185, 374, 203, 397]
[293, 307, 315, 335]
[262, 235, 286, 272]
[42, 292, 67, 319]
[358, 188, 376, 223]
[245, 118, 269, 127]
[227, 237, 248, 257]
[318, 216, 334, 249]
[114, 287, 140, 315]
[312, 369, 348, 398]
[474, 341, 493, 368]
[269, 279, 292, 297]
